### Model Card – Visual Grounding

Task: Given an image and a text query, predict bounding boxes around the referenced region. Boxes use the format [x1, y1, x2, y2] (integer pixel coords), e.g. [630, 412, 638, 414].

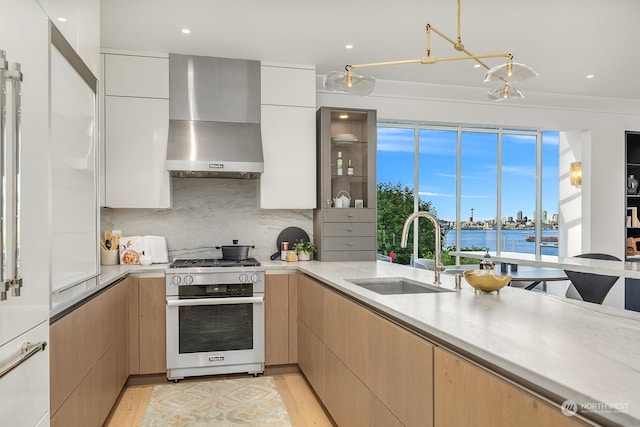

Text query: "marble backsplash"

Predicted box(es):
[100, 178, 313, 262]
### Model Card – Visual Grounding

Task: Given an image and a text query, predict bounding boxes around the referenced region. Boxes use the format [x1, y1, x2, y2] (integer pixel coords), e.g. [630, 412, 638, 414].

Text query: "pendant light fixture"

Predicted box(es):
[323, 0, 538, 99]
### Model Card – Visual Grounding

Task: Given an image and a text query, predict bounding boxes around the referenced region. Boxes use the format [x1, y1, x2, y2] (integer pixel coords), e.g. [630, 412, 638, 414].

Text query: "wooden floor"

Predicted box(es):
[104, 372, 334, 426]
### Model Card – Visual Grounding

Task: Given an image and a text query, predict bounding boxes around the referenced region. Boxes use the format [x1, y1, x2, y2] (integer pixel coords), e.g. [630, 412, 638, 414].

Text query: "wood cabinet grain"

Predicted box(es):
[50, 278, 128, 427]
[265, 273, 300, 366]
[265, 274, 290, 365]
[434, 348, 588, 427]
[298, 274, 433, 426]
[138, 277, 166, 374]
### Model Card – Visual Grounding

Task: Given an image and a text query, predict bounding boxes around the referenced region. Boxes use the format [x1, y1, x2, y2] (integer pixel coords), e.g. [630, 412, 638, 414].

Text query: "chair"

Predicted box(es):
[563, 253, 621, 304]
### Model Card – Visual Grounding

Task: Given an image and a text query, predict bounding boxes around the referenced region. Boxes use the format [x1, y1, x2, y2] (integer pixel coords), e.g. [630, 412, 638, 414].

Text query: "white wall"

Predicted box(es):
[317, 77, 640, 308]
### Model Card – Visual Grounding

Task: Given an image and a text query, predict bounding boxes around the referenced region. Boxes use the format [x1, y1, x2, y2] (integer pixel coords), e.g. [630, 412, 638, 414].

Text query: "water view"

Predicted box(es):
[445, 229, 559, 256]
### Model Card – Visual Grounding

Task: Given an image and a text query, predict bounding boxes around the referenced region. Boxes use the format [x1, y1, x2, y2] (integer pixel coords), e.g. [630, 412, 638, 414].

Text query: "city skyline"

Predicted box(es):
[377, 127, 560, 222]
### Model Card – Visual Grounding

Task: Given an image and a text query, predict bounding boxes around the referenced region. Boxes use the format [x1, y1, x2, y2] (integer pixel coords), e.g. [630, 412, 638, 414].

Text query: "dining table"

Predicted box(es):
[443, 264, 568, 291]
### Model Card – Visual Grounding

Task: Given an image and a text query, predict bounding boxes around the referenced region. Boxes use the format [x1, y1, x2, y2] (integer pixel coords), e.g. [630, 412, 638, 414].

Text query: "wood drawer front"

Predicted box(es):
[324, 236, 376, 251]
[322, 250, 376, 262]
[324, 208, 376, 223]
[324, 222, 375, 237]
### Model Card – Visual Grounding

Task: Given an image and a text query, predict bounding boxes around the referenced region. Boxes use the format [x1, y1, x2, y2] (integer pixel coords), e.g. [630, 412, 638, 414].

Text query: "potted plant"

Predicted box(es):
[293, 239, 316, 261]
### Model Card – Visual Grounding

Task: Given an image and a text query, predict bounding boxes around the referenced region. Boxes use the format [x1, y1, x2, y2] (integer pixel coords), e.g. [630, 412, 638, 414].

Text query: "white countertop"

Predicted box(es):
[50, 263, 169, 318]
[51, 259, 640, 425]
[290, 260, 640, 426]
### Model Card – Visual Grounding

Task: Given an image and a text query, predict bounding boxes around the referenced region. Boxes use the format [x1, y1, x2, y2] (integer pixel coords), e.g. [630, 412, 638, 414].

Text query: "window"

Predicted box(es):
[377, 122, 559, 265]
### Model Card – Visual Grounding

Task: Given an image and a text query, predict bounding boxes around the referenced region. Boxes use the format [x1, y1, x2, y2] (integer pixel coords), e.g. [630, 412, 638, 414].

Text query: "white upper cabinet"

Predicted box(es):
[43, 0, 100, 76]
[104, 54, 169, 98]
[261, 64, 316, 107]
[104, 96, 170, 208]
[102, 52, 171, 208]
[259, 63, 316, 209]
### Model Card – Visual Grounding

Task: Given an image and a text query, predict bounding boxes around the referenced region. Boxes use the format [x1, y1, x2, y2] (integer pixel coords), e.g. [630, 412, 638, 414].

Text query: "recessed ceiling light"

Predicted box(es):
[473, 64, 481, 68]
[57, 17, 67, 22]
[181, 28, 191, 34]
[586, 74, 595, 79]
[339, 114, 349, 119]
[345, 44, 354, 49]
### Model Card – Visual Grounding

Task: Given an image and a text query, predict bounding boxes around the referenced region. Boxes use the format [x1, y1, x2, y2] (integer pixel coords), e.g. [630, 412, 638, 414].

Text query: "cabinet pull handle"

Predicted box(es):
[167, 296, 264, 307]
[8, 62, 22, 298]
[347, 228, 354, 232]
[0, 50, 7, 301]
[348, 242, 354, 246]
[0, 54, 23, 300]
[0, 341, 47, 380]
[348, 214, 354, 218]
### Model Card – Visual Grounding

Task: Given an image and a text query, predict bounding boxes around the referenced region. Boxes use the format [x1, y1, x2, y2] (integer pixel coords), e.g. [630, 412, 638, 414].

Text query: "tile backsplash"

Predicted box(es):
[101, 178, 313, 262]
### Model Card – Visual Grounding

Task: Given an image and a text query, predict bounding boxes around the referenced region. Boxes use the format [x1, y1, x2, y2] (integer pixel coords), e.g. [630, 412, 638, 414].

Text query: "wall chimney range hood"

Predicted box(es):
[166, 54, 263, 178]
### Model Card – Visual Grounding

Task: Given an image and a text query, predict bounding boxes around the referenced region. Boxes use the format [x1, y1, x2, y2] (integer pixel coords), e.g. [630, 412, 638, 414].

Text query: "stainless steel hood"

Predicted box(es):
[166, 54, 263, 178]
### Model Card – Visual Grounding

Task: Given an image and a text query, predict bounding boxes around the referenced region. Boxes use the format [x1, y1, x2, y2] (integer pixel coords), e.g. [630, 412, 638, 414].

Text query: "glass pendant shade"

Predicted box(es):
[483, 62, 538, 84]
[486, 84, 523, 101]
[323, 71, 375, 96]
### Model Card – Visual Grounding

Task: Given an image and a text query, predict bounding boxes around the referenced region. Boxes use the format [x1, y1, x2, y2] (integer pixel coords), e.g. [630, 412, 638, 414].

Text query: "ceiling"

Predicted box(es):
[101, 0, 640, 100]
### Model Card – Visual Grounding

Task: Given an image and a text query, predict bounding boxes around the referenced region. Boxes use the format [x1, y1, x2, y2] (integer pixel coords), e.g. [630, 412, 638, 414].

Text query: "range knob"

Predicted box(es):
[170, 276, 181, 285]
[251, 273, 261, 283]
[239, 273, 249, 283]
[183, 275, 194, 285]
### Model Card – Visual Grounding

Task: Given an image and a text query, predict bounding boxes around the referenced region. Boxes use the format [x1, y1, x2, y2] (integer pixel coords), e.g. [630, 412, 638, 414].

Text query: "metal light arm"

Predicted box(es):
[347, 26, 513, 74]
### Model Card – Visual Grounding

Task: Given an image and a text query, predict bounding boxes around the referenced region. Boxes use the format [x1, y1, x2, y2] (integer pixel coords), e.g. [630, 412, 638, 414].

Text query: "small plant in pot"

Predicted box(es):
[293, 239, 316, 261]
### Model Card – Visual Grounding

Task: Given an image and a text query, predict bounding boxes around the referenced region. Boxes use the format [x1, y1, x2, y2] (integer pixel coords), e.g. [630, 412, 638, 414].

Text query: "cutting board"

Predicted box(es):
[270, 227, 310, 260]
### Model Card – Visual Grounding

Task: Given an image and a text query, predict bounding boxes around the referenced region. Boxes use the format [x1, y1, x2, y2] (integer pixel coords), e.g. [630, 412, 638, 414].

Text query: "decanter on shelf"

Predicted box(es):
[628, 174, 639, 195]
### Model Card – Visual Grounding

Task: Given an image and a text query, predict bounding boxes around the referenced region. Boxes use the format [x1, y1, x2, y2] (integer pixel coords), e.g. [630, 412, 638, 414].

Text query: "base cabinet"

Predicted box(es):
[298, 274, 589, 427]
[433, 348, 588, 427]
[298, 274, 433, 426]
[50, 278, 128, 427]
[129, 276, 166, 375]
[265, 273, 298, 365]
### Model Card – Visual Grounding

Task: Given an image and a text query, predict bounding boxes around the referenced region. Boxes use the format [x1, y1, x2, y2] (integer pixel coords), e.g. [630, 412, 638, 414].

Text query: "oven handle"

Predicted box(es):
[166, 296, 264, 307]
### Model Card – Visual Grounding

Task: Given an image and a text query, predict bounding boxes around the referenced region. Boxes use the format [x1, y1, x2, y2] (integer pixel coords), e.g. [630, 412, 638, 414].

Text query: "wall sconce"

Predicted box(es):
[570, 162, 582, 187]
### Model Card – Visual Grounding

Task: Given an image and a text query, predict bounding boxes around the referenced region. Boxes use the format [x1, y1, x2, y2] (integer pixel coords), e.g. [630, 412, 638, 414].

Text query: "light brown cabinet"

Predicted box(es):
[129, 276, 166, 375]
[50, 278, 128, 427]
[298, 273, 433, 426]
[434, 348, 588, 427]
[265, 273, 298, 365]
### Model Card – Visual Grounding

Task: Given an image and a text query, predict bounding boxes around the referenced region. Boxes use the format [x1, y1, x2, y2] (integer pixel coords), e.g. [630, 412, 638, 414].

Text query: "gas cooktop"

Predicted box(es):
[169, 258, 261, 268]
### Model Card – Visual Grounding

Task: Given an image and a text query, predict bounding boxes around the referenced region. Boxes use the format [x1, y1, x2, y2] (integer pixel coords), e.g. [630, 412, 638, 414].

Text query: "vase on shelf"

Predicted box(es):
[628, 175, 639, 195]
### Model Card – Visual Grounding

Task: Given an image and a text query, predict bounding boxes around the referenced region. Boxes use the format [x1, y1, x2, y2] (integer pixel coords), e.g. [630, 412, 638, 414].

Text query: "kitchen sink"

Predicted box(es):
[347, 277, 454, 295]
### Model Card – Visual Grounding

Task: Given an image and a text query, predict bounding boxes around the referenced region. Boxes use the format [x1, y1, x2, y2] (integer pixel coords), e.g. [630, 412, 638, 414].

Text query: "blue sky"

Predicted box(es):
[377, 127, 559, 222]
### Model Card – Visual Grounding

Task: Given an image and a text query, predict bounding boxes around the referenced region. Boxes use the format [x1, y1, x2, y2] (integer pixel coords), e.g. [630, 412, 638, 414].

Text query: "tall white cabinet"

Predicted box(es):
[101, 51, 171, 208]
[259, 63, 316, 209]
[40, 0, 100, 77]
[0, 1, 51, 425]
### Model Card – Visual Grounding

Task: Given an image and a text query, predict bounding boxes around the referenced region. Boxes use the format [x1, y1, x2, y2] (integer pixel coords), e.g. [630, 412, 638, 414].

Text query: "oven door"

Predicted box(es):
[166, 294, 265, 376]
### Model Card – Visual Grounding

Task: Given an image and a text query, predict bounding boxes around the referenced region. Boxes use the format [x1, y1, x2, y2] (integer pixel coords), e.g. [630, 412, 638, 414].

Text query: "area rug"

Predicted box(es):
[140, 376, 292, 426]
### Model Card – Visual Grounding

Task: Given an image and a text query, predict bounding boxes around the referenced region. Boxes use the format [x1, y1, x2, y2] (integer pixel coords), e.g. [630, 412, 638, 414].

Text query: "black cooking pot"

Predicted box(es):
[215, 240, 255, 261]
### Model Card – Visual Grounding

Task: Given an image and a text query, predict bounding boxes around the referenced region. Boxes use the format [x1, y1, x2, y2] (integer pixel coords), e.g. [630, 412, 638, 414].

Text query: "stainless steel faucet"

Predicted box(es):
[400, 211, 446, 284]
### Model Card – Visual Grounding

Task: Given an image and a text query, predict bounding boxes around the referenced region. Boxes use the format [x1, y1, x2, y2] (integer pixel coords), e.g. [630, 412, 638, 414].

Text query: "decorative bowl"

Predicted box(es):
[463, 270, 511, 293]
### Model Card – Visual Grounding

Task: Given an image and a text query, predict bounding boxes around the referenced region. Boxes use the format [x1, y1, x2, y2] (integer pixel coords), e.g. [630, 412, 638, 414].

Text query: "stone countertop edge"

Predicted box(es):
[51, 259, 640, 425]
[49, 264, 169, 319]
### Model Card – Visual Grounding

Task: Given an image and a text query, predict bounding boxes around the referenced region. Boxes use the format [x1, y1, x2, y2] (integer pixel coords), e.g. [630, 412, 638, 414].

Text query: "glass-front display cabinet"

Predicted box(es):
[313, 107, 377, 261]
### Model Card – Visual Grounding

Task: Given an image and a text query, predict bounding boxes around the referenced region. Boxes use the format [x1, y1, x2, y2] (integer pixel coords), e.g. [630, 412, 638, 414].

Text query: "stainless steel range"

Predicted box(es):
[165, 257, 265, 381]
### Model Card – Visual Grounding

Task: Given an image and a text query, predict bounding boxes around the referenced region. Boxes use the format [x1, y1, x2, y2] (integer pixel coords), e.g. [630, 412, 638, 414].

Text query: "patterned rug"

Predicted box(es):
[140, 376, 292, 426]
